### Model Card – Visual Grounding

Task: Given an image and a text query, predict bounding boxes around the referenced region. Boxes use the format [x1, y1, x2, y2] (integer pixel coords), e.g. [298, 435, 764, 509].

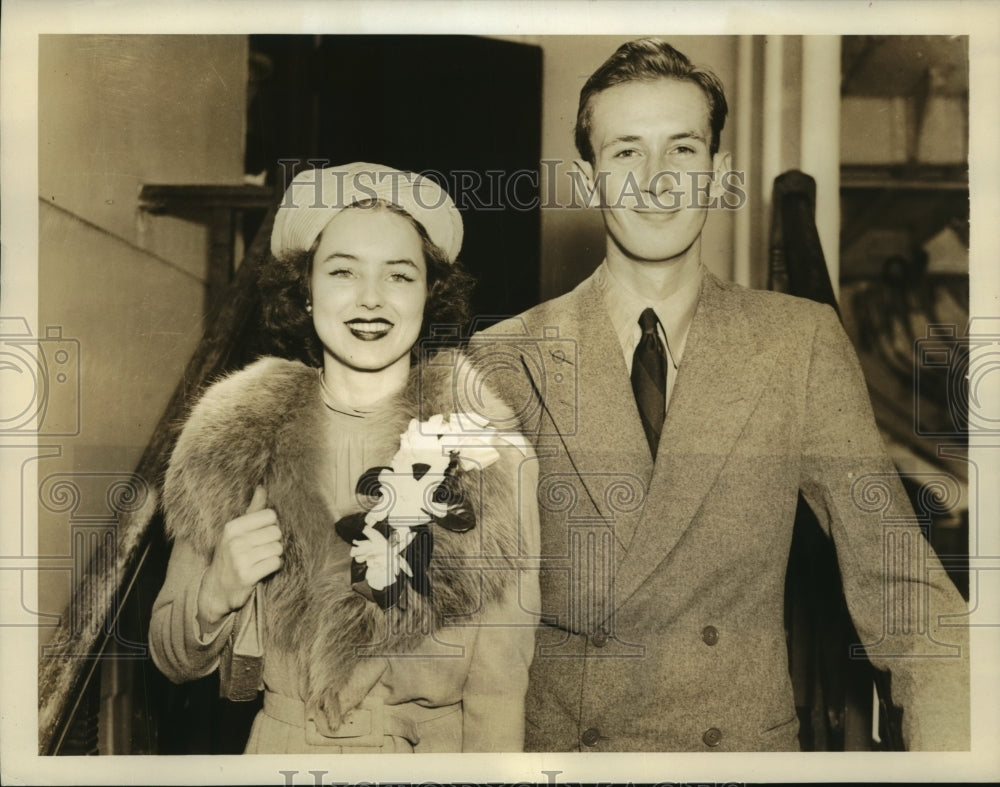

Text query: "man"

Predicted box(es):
[469, 38, 969, 752]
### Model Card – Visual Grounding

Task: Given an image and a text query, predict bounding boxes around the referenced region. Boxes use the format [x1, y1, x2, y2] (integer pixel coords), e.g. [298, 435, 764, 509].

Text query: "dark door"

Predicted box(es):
[249, 34, 543, 321]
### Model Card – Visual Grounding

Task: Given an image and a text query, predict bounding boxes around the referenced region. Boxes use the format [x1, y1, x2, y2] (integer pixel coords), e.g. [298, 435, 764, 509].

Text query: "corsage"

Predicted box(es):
[334, 414, 501, 610]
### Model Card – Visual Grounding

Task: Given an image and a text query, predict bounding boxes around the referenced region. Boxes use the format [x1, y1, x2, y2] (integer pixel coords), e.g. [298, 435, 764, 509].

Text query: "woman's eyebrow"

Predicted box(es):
[317, 251, 358, 264]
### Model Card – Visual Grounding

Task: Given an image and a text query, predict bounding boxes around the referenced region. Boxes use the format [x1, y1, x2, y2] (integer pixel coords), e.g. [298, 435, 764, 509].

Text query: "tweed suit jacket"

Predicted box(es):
[471, 267, 969, 752]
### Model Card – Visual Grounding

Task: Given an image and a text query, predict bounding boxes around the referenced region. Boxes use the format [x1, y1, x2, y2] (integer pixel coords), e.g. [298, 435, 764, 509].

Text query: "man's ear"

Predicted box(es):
[709, 151, 732, 200]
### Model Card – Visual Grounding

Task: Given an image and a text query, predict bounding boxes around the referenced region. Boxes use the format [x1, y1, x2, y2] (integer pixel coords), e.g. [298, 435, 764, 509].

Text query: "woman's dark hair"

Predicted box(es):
[575, 38, 729, 163]
[258, 199, 474, 366]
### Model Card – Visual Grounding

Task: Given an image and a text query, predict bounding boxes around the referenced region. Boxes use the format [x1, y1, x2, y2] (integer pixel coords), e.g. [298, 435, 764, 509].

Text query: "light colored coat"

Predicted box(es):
[150, 355, 540, 752]
[473, 268, 969, 752]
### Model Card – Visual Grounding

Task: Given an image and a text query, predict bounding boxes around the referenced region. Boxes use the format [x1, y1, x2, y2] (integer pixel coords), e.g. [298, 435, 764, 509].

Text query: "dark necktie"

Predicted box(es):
[631, 308, 667, 458]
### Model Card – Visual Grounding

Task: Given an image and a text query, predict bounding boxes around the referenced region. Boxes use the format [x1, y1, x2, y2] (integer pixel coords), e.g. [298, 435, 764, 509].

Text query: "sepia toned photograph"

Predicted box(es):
[1, 1, 998, 784]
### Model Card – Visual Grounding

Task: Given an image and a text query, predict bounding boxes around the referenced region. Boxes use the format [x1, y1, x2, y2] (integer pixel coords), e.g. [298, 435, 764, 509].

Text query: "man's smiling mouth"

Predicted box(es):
[631, 206, 683, 219]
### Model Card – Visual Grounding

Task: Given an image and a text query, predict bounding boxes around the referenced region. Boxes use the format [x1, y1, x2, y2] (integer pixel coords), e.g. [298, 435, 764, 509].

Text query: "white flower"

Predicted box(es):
[396, 415, 448, 459]
[363, 413, 501, 533]
[444, 430, 501, 472]
[410, 413, 502, 471]
[350, 525, 414, 590]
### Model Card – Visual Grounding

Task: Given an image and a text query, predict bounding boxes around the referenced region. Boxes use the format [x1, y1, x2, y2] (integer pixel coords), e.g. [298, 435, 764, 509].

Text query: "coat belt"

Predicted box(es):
[262, 690, 420, 748]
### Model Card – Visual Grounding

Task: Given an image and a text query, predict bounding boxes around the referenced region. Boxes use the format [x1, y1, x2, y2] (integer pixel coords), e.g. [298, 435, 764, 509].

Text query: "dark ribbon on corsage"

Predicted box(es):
[333, 460, 476, 610]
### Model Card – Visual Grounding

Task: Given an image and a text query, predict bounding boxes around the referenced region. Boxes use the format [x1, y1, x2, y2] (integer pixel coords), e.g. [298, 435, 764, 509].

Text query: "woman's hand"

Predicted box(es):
[196, 485, 282, 633]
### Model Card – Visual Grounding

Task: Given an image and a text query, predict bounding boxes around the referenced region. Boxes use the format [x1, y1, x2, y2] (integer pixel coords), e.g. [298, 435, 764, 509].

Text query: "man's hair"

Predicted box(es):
[259, 199, 474, 366]
[575, 38, 729, 164]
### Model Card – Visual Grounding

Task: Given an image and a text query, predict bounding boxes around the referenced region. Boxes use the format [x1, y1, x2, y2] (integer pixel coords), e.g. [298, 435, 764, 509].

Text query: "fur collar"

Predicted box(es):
[164, 354, 526, 708]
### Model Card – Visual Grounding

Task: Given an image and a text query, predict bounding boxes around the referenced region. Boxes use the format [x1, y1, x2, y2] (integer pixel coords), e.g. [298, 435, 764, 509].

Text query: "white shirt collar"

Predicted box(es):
[595, 260, 703, 371]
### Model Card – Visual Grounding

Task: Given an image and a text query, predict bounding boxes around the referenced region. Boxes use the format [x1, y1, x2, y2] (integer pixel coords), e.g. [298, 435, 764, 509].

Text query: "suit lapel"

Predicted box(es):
[611, 273, 782, 613]
[526, 274, 653, 553]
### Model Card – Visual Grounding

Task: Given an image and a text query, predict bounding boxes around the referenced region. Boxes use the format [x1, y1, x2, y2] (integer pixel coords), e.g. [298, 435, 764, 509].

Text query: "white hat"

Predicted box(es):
[270, 162, 464, 263]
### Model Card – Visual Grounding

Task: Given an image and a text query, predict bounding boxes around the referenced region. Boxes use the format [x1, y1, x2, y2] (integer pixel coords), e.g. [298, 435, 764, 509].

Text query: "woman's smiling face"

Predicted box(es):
[310, 204, 428, 379]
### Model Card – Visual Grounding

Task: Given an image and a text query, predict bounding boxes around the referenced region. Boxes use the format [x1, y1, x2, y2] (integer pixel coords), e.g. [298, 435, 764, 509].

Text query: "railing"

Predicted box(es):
[38, 191, 278, 755]
[770, 169, 903, 751]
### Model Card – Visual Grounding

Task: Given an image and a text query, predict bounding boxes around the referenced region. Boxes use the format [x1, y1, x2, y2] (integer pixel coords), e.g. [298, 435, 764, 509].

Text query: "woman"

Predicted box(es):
[149, 162, 540, 753]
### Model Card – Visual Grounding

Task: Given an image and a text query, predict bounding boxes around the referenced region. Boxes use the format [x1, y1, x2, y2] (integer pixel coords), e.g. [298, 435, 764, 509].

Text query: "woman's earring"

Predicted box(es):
[306, 300, 313, 314]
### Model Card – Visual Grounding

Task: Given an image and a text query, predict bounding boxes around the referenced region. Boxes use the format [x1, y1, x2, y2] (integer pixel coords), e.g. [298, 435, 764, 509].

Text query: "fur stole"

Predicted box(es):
[163, 353, 528, 718]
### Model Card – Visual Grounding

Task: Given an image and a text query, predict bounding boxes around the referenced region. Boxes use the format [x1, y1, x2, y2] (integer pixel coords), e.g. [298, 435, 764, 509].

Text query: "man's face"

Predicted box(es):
[579, 78, 729, 267]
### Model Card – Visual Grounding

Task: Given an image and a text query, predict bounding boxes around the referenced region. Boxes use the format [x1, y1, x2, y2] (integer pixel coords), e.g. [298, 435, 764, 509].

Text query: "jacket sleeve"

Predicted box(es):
[148, 539, 236, 683]
[799, 305, 970, 750]
[150, 364, 271, 683]
[460, 443, 541, 752]
[151, 359, 292, 681]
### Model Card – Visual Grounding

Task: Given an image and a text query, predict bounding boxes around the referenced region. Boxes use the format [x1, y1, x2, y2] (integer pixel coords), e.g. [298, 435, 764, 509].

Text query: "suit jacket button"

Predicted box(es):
[702, 625, 719, 646]
[591, 628, 609, 648]
[703, 727, 722, 747]
[581, 727, 601, 747]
